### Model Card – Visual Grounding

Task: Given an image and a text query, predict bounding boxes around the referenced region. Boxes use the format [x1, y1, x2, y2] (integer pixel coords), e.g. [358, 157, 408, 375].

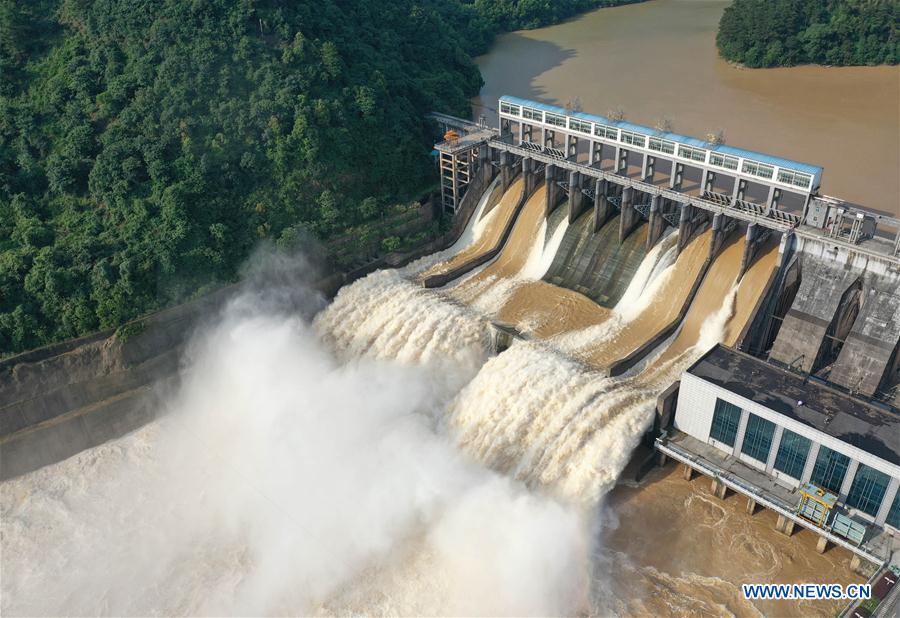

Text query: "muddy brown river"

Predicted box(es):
[474, 0, 899, 216]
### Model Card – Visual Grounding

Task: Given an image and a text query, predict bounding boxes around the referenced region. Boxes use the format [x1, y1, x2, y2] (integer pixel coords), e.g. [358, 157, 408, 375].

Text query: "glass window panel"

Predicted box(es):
[773, 429, 811, 479]
[741, 413, 776, 462]
[845, 464, 891, 517]
[810, 446, 850, 494]
[709, 398, 742, 447]
[887, 491, 900, 529]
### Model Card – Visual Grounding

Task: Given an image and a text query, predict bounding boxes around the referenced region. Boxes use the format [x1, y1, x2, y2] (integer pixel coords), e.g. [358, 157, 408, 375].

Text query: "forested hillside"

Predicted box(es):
[0, 0, 629, 353]
[717, 0, 898, 68]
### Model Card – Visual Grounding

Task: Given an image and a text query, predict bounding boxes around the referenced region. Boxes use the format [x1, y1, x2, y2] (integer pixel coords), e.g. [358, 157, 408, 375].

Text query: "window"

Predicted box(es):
[709, 398, 742, 447]
[887, 491, 900, 529]
[545, 112, 566, 127]
[620, 130, 646, 148]
[649, 137, 675, 155]
[773, 429, 811, 479]
[522, 107, 542, 122]
[500, 101, 521, 116]
[569, 118, 592, 134]
[742, 160, 775, 179]
[709, 153, 739, 171]
[777, 169, 812, 189]
[678, 145, 707, 163]
[741, 413, 776, 462]
[845, 464, 891, 517]
[594, 124, 618, 140]
[810, 446, 850, 494]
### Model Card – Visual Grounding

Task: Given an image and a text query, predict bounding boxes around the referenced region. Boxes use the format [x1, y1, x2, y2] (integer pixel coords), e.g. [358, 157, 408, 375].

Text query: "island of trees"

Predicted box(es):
[0, 0, 630, 354]
[717, 0, 898, 68]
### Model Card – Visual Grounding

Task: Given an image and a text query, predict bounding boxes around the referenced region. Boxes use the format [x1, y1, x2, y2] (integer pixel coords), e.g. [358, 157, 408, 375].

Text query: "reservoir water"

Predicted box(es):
[474, 0, 900, 215]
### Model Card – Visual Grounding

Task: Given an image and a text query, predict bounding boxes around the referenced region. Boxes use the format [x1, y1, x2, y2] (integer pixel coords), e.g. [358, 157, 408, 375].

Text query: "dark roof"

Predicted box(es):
[687, 345, 900, 468]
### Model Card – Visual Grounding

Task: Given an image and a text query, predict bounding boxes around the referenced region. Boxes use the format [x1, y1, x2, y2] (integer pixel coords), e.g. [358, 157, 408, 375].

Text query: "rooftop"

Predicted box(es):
[499, 95, 824, 179]
[687, 345, 900, 467]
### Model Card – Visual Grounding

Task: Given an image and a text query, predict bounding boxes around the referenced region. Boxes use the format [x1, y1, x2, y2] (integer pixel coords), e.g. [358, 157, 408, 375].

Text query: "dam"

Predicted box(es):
[2, 96, 899, 615]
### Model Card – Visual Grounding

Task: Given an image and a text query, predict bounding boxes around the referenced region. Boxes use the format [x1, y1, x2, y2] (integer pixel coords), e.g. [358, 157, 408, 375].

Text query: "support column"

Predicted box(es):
[839, 460, 859, 500]
[657, 451, 669, 467]
[681, 462, 694, 481]
[710, 477, 728, 499]
[567, 135, 578, 159]
[746, 496, 758, 515]
[593, 142, 603, 166]
[647, 195, 665, 250]
[775, 514, 796, 536]
[677, 203, 694, 254]
[619, 186, 638, 242]
[593, 179, 612, 231]
[816, 536, 830, 554]
[766, 186, 782, 211]
[875, 478, 899, 526]
[568, 171, 586, 222]
[500, 151, 512, 192]
[709, 213, 728, 258]
[518, 122, 524, 144]
[617, 148, 628, 174]
[523, 158, 540, 197]
[731, 178, 747, 203]
[740, 223, 761, 276]
[669, 162, 684, 189]
[545, 163, 561, 216]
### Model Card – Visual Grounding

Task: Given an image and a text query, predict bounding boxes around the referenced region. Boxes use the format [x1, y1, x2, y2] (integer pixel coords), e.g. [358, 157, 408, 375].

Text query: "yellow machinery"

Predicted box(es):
[796, 482, 837, 527]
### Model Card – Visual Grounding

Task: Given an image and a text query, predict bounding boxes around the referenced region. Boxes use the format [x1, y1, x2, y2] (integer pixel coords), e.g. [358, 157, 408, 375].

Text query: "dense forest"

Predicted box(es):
[717, 0, 898, 68]
[0, 0, 629, 354]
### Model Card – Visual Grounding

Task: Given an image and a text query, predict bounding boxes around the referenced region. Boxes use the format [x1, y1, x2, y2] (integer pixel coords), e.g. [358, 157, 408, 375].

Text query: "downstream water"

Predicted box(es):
[474, 0, 900, 215]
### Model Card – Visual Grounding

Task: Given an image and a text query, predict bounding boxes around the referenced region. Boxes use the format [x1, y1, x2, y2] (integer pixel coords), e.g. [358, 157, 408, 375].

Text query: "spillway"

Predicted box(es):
[545, 213, 650, 308]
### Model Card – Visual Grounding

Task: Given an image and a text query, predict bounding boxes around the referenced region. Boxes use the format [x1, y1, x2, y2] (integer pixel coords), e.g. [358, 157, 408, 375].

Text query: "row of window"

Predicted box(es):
[742, 160, 775, 180]
[709, 399, 897, 520]
[678, 144, 707, 163]
[777, 169, 812, 189]
[500, 105, 812, 188]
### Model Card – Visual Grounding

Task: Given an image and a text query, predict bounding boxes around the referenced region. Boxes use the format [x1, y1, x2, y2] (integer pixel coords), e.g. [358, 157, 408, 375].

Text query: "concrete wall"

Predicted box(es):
[768, 256, 862, 373]
[829, 273, 900, 396]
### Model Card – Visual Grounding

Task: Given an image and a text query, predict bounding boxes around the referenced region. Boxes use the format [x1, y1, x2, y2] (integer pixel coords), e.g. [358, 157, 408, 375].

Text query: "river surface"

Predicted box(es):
[474, 0, 899, 216]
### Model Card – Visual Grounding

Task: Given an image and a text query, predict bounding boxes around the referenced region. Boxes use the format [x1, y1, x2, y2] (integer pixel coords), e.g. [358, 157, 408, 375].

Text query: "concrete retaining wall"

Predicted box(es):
[829, 273, 900, 395]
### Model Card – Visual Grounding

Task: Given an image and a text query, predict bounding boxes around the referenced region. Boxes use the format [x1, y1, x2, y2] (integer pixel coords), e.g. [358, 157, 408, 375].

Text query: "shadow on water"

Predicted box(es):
[472, 33, 576, 124]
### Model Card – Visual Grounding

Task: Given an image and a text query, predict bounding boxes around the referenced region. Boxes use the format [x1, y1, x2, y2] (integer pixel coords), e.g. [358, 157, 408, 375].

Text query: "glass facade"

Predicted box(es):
[522, 107, 542, 122]
[678, 145, 707, 162]
[773, 429, 811, 479]
[742, 160, 775, 179]
[500, 101, 521, 116]
[887, 491, 900, 529]
[810, 446, 851, 494]
[569, 119, 592, 134]
[709, 398, 742, 447]
[845, 464, 891, 517]
[545, 112, 566, 127]
[649, 137, 675, 155]
[620, 130, 646, 148]
[594, 124, 618, 140]
[776, 169, 812, 189]
[709, 152, 739, 171]
[741, 413, 776, 462]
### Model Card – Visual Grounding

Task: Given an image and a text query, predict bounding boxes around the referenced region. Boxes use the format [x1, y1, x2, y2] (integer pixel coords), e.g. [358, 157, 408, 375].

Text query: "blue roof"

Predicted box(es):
[500, 95, 823, 180]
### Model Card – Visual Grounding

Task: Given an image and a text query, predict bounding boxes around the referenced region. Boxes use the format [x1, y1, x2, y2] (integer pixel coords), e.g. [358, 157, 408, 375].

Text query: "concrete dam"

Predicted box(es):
[2, 96, 900, 614]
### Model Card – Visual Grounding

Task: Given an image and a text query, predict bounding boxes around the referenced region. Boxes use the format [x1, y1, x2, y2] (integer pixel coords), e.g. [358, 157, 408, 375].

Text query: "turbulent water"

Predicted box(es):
[0, 178, 814, 616]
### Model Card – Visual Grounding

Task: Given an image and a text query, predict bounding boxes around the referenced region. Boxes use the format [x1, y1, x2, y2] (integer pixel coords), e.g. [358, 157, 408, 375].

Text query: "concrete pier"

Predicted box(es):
[677, 204, 694, 253]
[775, 513, 796, 536]
[523, 157, 540, 197]
[746, 497, 758, 515]
[594, 178, 613, 232]
[647, 195, 666, 250]
[739, 223, 761, 276]
[682, 462, 694, 481]
[619, 187, 639, 242]
[710, 477, 728, 499]
[816, 536, 830, 554]
[568, 171, 587, 223]
[545, 163, 562, 215]
[709, 213, 729, 258]
[500, 151, 513, 192]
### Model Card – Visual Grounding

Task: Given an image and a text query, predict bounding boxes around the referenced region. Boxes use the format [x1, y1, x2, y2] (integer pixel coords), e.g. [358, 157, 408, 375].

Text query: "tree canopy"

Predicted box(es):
[717, 0, 898, 68]
[0, 0, 629, 353]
